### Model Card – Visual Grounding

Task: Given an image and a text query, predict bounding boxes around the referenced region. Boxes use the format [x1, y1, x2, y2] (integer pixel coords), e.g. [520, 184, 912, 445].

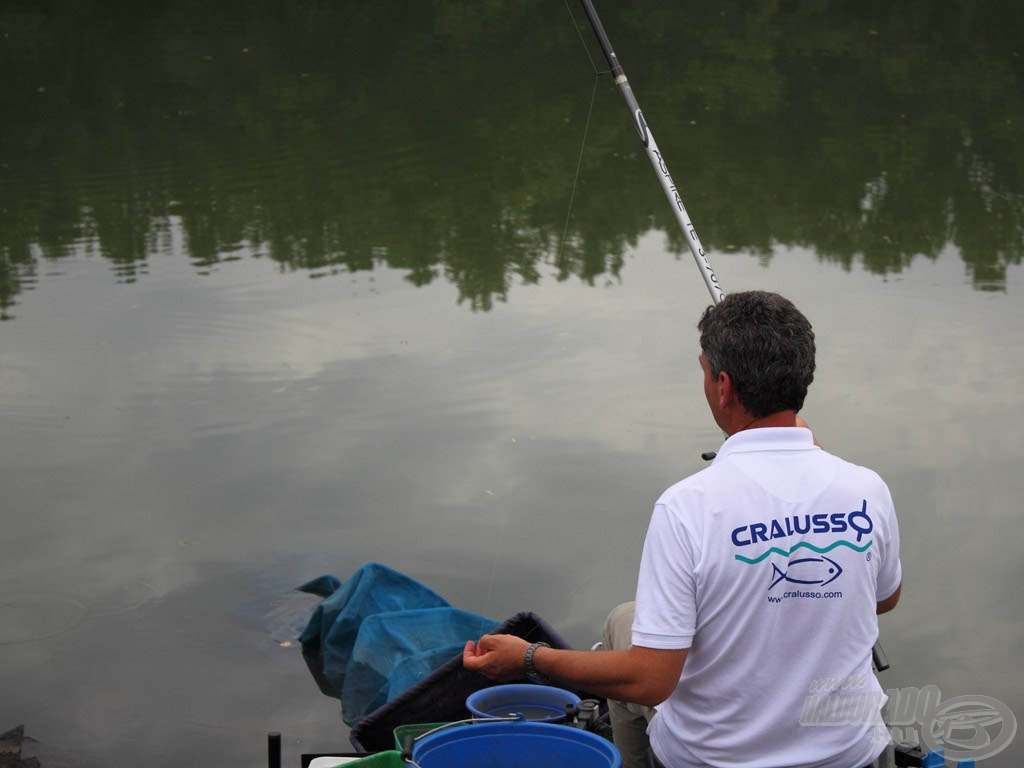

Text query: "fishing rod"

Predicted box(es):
[577, 0, 893, 676]
[577, 0, 725, 305]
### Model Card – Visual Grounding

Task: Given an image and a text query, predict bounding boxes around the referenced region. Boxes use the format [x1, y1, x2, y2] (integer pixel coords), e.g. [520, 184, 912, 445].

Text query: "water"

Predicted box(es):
[1, 1, 1022, 766]
[485, 707, 566, 722]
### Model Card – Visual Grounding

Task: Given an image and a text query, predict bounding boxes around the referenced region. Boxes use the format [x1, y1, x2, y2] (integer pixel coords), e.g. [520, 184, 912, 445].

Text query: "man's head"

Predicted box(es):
[698, 291, 816, 420]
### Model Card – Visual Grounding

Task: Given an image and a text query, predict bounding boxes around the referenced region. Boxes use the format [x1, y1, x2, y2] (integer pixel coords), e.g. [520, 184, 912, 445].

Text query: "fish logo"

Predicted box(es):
[769, 555, 843, 590]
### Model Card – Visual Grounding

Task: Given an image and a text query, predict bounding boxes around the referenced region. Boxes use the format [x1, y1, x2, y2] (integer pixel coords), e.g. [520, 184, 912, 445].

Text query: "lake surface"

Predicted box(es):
[2, 2, 1022, 766]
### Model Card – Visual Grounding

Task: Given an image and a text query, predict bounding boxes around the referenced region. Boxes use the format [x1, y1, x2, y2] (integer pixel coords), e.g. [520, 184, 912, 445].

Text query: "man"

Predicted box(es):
[463, 291, 902, 768]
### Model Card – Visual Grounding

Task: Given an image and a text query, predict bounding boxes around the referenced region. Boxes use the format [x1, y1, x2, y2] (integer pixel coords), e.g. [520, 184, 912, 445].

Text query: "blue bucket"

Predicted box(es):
[465, 683, 580, 722]
[411, 720, 621, 768]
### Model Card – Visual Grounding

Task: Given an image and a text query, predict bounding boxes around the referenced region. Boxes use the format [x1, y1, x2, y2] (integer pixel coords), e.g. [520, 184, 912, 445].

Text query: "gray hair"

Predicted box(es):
[698, 291, 816, 418]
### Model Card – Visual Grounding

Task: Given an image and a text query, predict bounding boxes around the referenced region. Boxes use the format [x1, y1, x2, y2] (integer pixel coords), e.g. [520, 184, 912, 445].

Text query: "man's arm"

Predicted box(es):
[877, 583, 901, 614]
[463, 634, 686, 708]
[798, 414, 900, 617]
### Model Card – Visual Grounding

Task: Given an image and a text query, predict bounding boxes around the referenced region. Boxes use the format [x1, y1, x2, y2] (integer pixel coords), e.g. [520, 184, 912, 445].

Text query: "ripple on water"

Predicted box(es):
[85, 577, 159, 619]
[0, 576, 162, 645]
[0, 592, 90, 645]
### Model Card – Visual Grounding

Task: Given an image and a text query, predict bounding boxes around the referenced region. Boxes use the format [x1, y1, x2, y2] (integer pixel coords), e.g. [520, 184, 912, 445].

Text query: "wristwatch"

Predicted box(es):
[524, 641, 551, 684]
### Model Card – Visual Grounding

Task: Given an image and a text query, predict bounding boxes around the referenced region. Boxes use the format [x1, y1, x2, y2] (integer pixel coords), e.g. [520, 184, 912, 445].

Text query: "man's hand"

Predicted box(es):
[795, 414, 821, 447]
[463, 634, 531, 682]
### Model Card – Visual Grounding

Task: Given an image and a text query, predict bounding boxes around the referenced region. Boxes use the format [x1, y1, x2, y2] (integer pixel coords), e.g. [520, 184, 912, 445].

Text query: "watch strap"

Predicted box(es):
[524, 640, 551, 684]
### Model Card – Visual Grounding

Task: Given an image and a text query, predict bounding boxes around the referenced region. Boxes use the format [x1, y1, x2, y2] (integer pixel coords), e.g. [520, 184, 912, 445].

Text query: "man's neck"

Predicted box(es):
[726, 410, 799, 436]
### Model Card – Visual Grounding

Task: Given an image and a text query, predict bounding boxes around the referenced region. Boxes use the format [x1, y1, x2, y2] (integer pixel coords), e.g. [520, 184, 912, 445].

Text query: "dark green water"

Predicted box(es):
[1, 2, 1022, 766]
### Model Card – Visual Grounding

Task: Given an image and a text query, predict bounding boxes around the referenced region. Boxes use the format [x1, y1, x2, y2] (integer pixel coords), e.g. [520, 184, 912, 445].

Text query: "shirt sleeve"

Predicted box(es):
[632, 500, 698, 650]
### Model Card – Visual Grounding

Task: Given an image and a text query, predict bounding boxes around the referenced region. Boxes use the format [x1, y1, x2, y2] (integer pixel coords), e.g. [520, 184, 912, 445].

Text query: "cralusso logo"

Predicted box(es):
[732, 500, 876, 599]
[769, 555, 843, 590]
[731, 500, 875, 554]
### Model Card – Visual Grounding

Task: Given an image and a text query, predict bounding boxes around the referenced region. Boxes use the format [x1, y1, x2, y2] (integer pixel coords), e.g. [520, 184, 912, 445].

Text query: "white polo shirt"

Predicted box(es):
[633, 427, 901, 768]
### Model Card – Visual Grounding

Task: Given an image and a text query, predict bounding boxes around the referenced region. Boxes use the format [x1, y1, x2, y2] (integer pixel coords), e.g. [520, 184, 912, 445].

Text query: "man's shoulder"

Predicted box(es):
[655, 448, 892, 505]
[821, 450, 890, 487]
[654, 462, 734, 508]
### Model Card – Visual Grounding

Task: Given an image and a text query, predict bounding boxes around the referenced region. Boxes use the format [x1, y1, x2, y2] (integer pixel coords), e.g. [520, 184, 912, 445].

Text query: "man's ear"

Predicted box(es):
[716, 370, 735, 410]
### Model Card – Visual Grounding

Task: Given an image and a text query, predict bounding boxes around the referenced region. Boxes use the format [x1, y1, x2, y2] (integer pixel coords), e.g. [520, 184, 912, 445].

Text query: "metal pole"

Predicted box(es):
[578, 0, 725, 304]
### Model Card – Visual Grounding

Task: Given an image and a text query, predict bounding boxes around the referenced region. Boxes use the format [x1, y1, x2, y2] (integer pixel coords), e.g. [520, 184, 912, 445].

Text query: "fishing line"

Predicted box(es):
[555, 0, 612, 266]
[482, 2, 610, 611]
[557, 75, 601, 262]
[563, 0, 606, 76]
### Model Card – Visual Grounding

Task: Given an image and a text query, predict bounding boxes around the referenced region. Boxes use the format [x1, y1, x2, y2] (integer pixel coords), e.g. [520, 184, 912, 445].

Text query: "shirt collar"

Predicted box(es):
[712, 427, 816, 463]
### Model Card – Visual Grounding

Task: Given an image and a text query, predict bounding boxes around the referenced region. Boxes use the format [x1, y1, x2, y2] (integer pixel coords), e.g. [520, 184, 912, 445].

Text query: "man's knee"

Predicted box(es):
[602, 601, 654, 723]
[602, 601, 636, 651]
